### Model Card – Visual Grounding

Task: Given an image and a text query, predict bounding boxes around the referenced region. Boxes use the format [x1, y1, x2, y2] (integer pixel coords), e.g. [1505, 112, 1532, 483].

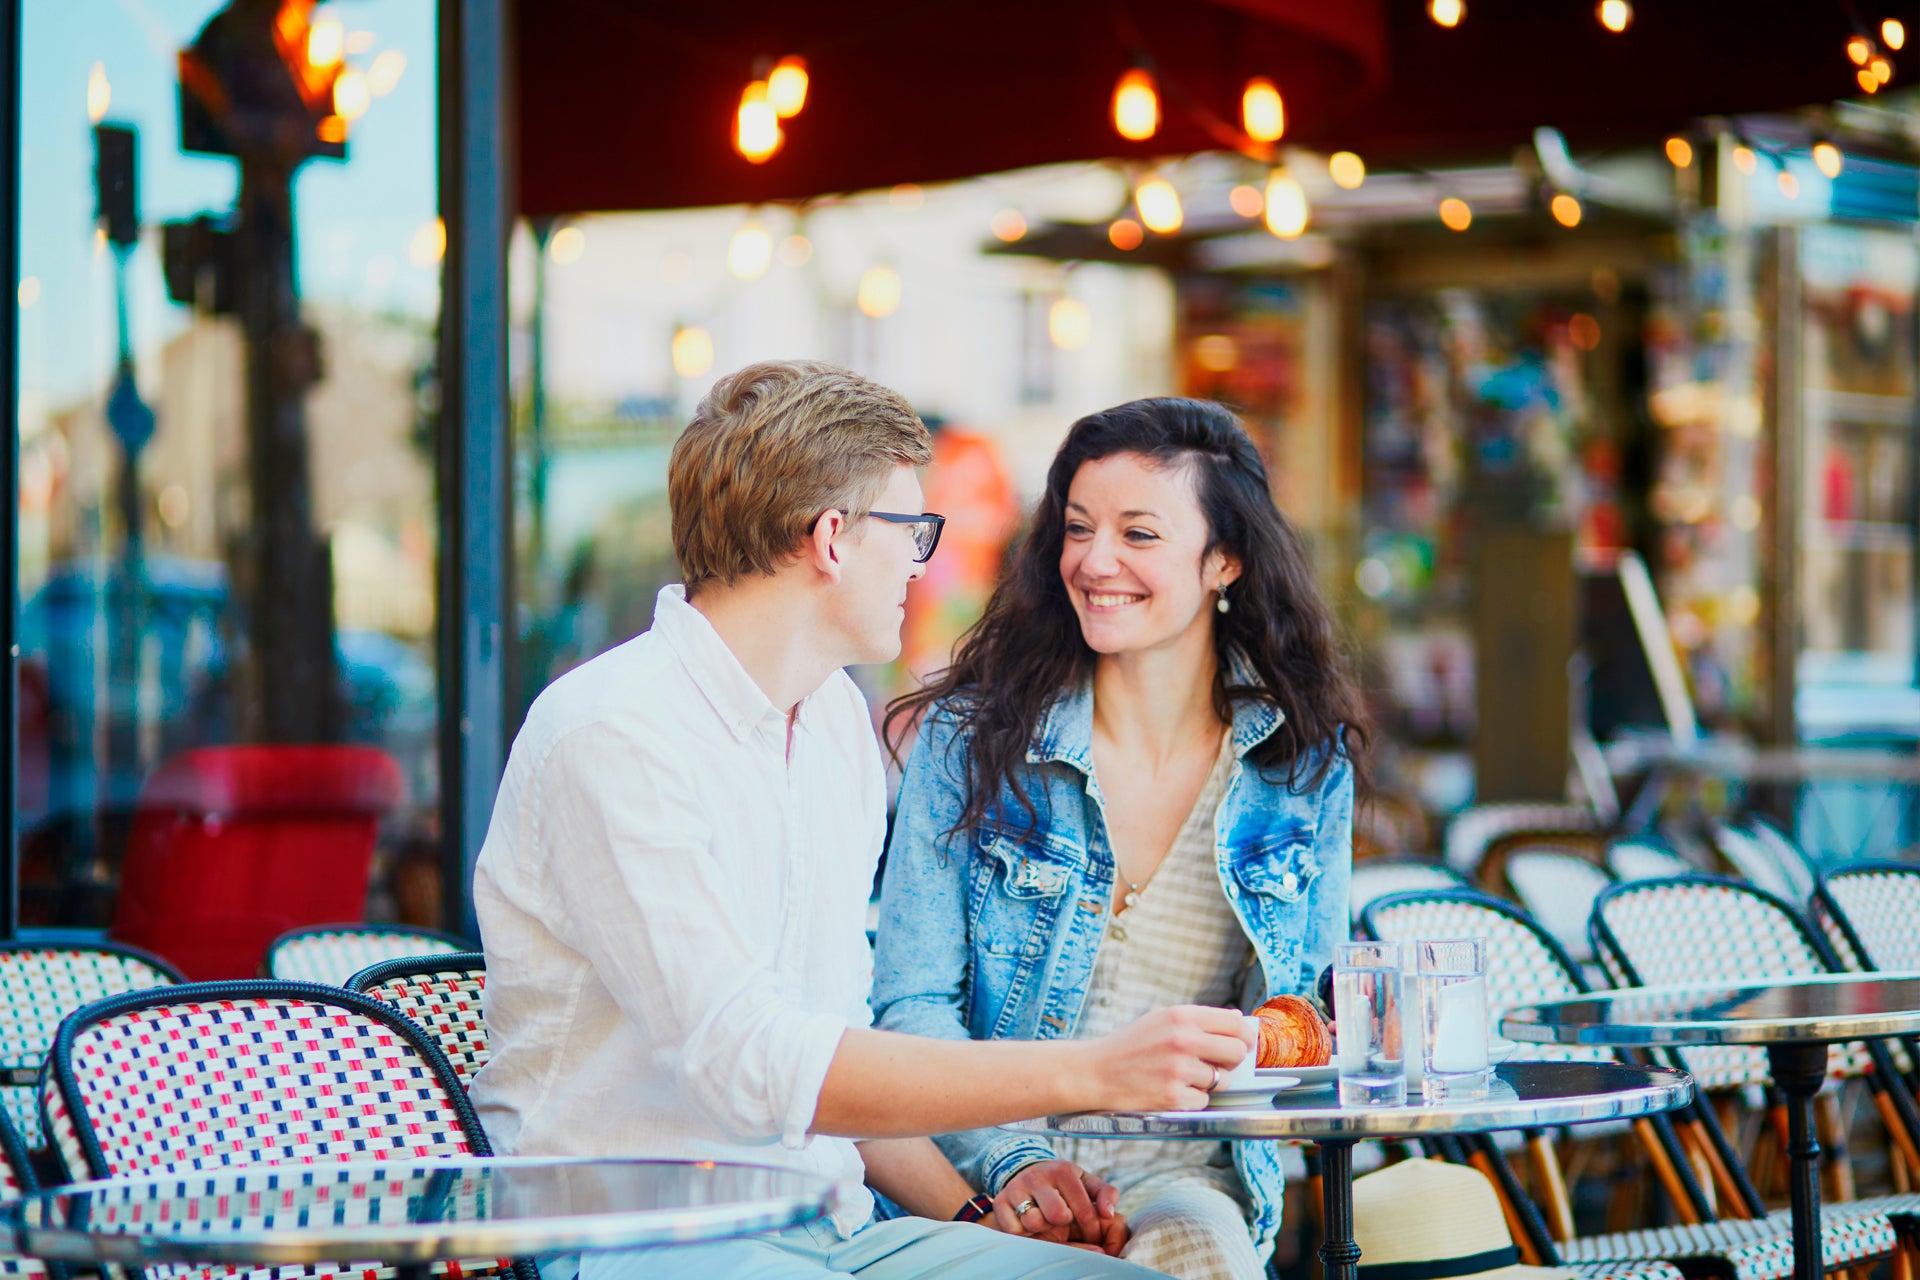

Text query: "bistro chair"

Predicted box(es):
[1444, 803, 1604, 878]
[39, 981, 533, 1280]
[348, 952, 489, 1090]
[108, 745, 405, 980]
[1348, 856, 1469, 922]
[0, 1103, 51, 1278]
[1363, 890, 1903, 1280]
[1709, 823, 1814, 908]
[0, 941, 184, 1150]
[1589, 876, 1920, 1210]
[1607, 840, 1694, 883]
[1499, 847, 1614, 965]
[1813, 861, 1920, 976]
[265, 923, 472, 986]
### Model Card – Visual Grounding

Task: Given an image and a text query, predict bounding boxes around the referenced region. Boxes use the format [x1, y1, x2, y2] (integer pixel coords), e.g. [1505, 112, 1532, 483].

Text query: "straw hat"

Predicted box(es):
[1352, 1158, 1573, 1280]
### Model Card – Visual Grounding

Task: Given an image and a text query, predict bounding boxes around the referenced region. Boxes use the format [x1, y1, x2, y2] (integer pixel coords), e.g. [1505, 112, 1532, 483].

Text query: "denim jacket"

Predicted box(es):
[870, 669, 1353, 1251]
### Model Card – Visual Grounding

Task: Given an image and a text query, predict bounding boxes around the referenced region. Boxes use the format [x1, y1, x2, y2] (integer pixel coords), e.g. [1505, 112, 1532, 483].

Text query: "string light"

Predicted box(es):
[86, 62, 111, 122]
[1871, 54, 1893, 84]
[735, 81, 783, 163]
[1049, 298, 1092, 350]
[1438, 197, 1472, 231]
[1665, 136, 1693, 167]
[1884, 18, 1907, 50]
[1108, 218, 1144, 251]
[549, 226, 585, 264]
[1551, 193, 1583, 227]
[1777, 170, 1800, 199]
[767, 57, 809, 117]
[1241, 78, 1285, 144]
[1135, 176, 1184, 234]
[1813, 142, 1843, 178]
[1732, 145, 1757, 174]
[1596, 0, 1631, 33]
[1428, 0, 1464, 28]
[857, 265, 902, 318]
[1857, 67, 1880, 93]
[307, 18, 344, 69]
[1111, 68, 1160, 142]
[778, 234, 813, 266]
[727, 225, 773, 279]
[1229, 185, 1264, 217]
[368, 50, 407, 97]
[990, 209, 1027, 242]
[671, 326, 715, 378]
[1263, 168, 1309, 239]
[1847, 35, 1874, 65]
[333, 70, 371, 121]
[1328, 151, 1367, 189]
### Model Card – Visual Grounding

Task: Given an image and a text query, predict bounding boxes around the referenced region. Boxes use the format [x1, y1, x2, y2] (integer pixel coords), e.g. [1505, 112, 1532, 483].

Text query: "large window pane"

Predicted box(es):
[16, 1, 442, 958]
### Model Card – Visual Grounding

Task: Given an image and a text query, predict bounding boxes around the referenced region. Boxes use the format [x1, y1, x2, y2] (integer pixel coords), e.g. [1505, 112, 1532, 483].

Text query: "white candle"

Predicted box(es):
[1429, 976, 1489, 1074]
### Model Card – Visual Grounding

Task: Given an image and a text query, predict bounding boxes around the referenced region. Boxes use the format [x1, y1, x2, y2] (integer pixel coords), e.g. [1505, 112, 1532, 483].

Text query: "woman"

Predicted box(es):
[872, 398, 1366, 1279]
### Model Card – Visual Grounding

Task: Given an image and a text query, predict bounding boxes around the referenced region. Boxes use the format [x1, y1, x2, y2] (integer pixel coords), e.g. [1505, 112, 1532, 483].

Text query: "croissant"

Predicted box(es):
[1255, 995, 1332, 1068]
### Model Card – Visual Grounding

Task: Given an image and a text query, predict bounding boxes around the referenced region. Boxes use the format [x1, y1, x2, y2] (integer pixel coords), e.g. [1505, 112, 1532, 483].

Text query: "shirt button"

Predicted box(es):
[1098, 995, 1112, 1007]
[1282, 871, 1298, 892]
[1109, 924, 1129, 941]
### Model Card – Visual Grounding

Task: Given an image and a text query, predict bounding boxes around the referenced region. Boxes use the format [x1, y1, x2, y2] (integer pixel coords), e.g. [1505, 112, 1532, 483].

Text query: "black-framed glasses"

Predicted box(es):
[867, 511, 946, 562]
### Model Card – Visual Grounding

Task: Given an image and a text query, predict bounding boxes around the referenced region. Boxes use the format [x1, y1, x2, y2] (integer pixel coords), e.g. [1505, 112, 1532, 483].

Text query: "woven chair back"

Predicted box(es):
[0, 942, 183, 1148]
[265, 925, 471, 986]
[348, 953, 489, 1089]
[1589, 876, 1857, 1089]
[1361, 889, 1610, 1064]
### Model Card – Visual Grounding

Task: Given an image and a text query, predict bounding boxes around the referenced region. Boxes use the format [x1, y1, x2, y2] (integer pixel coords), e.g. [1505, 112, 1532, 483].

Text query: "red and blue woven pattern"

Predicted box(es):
[0, 1131, 46, 1277]
[0, 946, 179, 1147]
[268, 933, 468, 989]
[64, 998, 475, 1175]
[357, 973, 488, 1090]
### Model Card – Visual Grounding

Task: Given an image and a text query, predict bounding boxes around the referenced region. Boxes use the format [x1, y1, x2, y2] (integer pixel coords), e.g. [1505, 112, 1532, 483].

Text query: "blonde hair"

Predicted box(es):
[669, 360, 932, 593]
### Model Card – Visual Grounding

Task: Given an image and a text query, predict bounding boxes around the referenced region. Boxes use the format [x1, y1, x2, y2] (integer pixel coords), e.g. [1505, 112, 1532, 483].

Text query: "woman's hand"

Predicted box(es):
[992, 1160, 1129, 1255]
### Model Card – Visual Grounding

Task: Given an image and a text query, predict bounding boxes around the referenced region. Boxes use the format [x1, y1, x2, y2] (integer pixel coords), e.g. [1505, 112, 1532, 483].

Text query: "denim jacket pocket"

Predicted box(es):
[1229, 834, 1321, 903]
[972, 830, 1077, 958]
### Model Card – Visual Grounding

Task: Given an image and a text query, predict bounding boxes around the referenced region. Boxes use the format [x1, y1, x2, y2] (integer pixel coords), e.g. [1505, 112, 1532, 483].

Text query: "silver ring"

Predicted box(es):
[1209, 1065, 1221, 1090]
[1014, 1198, 1039, 1217]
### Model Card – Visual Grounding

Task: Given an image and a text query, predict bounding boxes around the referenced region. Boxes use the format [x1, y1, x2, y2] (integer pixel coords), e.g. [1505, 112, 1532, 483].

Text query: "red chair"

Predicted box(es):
[108, 745, 405, 979]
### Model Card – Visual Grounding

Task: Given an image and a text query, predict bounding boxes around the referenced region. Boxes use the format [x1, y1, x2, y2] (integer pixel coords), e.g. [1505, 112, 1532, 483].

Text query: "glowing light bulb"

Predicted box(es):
[1108, 219, 1144, 251]
[333, 69, 371, 120]
[1813, 142, 1843, 178]
[86, 62, 111, 122]
[767, 57, 809, 118]
[1732, 145, 1757, 175]
[672, 326, 715, 378]
[1884, 18, 1907, 50]
[1263, 169, 1308, 239]
[1229, 185, 1264, 217]
[368, 50, 407, 97]
[1551, 193, 1583, 227]
[1778, 170, 1800, 199]
[1049, 299, 1091, 350]
[990, 210, 1027, 242]
[727, 225, 773, 279]
[1848, 35, 1874, 65]
[1241, 78, 1284, 144]
[1439, 197, 1472, 231]
[408, 218, 446, 267]
[1328, 151, 1367, 190]
[1665, 136, 1693, 167]
[1858, 67, 1881, 93]
[735, 82, 784, 163]
[1111, 68, 1159, 141]
[1135, 177, 1184, 234]
[307, 19, 344, 69]
[1872, 54, 1892, 83]
[778, 234, 813, 266]
[1428, 0, 1464, 28]
[1596, 0, 1631, 33]
[857, 264, 902, 318]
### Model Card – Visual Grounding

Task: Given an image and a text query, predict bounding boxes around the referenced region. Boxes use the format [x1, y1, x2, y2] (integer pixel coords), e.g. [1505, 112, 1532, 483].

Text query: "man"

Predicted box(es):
[471, 360, 1251, 1280]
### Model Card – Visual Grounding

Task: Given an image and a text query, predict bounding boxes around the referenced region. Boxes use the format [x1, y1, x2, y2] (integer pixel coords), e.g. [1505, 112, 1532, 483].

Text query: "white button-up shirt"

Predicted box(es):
[471, 584, 884, 1235]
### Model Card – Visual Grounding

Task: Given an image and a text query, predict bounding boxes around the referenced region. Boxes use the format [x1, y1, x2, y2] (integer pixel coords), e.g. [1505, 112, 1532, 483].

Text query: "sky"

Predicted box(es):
[18, 0, 440, 407]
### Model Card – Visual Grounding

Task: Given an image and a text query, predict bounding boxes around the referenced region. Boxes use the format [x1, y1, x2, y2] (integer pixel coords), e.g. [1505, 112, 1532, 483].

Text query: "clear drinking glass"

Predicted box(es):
[1416, 937, 1491, 1103]
[1334, 940, 1405, 1106]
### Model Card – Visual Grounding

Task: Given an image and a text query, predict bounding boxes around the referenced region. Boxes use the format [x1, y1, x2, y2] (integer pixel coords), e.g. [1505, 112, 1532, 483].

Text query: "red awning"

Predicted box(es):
[517, 0, 1907, 215]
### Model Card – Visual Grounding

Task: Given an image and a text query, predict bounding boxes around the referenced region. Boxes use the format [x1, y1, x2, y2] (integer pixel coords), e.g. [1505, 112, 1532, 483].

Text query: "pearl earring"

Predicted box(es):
[1216, 587, 1230, 614]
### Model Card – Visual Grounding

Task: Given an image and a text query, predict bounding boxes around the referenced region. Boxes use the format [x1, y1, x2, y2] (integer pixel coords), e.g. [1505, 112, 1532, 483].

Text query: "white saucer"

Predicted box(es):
[1209, 1077, 1299, 1107]
[1259, 1064, 1335, 1088]
[1489, 1039, 1518, 1065]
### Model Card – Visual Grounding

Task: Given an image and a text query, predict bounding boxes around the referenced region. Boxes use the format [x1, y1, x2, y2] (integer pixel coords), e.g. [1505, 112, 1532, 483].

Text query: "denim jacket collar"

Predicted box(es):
[1025, 650, 1284, 773]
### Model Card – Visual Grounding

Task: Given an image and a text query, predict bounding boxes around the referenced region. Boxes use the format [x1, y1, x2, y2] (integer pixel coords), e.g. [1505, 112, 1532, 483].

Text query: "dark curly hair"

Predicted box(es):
[886, 396, 1370, 838]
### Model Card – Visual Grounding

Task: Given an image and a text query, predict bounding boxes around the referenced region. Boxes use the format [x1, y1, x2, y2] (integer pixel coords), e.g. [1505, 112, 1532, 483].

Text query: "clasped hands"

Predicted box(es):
[989, 1159, 1128, 1255]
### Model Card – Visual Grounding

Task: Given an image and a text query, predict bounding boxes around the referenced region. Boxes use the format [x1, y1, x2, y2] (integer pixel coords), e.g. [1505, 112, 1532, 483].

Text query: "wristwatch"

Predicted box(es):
[952, 1192, 995, 1223]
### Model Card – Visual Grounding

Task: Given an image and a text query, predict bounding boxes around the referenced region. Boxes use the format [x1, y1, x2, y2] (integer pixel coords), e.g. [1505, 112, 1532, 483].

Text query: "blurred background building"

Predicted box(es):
[4, 0, 1919, 958]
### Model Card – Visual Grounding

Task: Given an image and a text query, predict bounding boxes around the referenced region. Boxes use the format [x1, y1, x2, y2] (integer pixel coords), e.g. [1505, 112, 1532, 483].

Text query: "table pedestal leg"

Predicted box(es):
[1768, 1041, 1829, 1280]
[1318, 1140, 1361, 1280]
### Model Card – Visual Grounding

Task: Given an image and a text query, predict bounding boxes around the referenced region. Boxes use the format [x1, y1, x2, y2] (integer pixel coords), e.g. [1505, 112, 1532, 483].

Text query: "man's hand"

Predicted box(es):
[992, 1161, 1128, 1256]
[1084, 1005, 1252, 1112]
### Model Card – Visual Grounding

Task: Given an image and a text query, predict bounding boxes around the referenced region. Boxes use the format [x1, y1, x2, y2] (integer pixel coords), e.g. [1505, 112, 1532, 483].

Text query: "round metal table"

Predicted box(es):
[1502, 973, 1920, 1280]
[4, 1157, 838, 1280]
[1009, 1059, 1690, 1280]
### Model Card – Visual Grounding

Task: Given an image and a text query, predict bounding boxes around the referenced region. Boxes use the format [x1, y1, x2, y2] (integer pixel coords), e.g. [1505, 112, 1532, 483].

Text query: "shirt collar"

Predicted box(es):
[1025, 649, 1284, 773]
[653, 584, 818, 742]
